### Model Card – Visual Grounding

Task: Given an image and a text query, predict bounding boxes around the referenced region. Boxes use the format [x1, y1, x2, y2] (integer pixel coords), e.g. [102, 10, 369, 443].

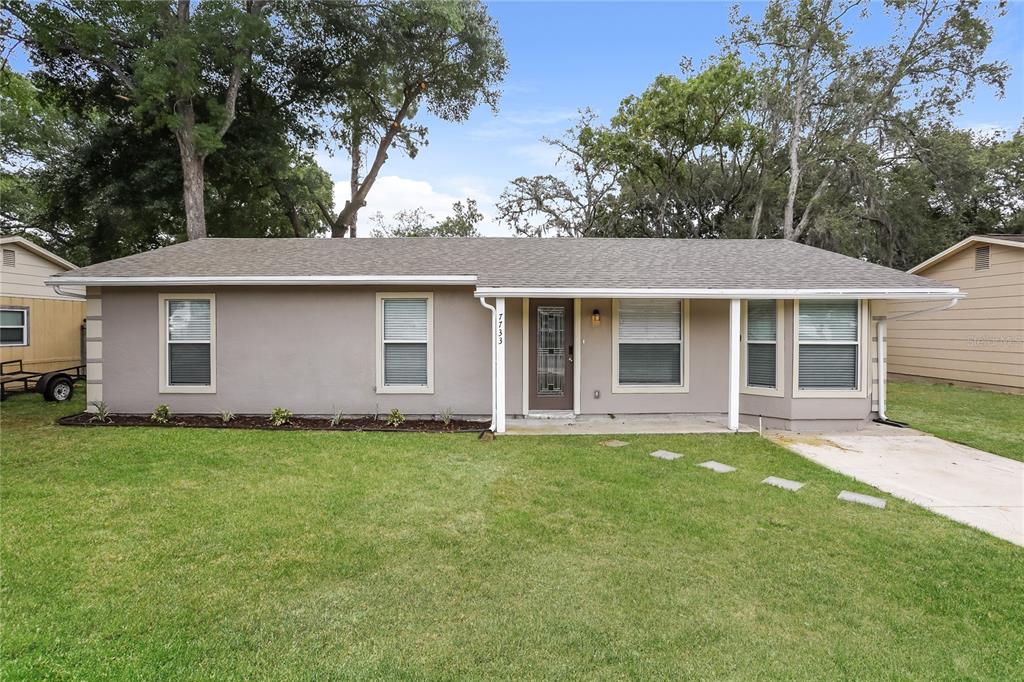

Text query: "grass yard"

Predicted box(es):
[2, 394, 1022, 680]
[887, 381, 1024, 462]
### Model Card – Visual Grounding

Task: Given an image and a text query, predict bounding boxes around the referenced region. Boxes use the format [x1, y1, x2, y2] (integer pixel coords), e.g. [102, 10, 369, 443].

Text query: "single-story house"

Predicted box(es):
[887, 234, 1023, 394]
[48, 238, 963, 432]
[1, 236, 86, 374]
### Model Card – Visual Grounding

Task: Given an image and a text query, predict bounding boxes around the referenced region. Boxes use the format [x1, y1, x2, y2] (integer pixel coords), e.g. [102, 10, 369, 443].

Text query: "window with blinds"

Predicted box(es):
[745, 300, 777, 389]
[616, 299, 683, 386]
[381, 297, 430, 387]
[166, 299, 213, 386]
[797, 300, 859, 390]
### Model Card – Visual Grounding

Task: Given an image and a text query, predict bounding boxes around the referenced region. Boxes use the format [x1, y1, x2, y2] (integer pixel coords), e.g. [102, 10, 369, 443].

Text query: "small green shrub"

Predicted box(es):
[150, 404, 171, 424]
[439, 407, 454, 426]
[88, 401, 110, 423]
[330, 408, 345, 427]
[269, 407, 293, 427]
[219, 410, 234, 424]
[386, 408, 405, 427]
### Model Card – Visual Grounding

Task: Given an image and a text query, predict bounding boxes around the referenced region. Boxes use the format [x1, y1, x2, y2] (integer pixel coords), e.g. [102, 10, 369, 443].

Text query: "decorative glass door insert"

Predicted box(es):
[536, 306, 565, 396]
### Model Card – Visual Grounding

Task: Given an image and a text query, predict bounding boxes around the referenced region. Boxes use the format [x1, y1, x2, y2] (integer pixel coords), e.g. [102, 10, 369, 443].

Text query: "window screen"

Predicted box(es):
[798, 300, 858, 390]
[166, 299, 212, 386]
[383, 298, 428, 386]
[0, 308, 27, 346]
[617, 300, 683, 385]
[746, 300, 777, 389]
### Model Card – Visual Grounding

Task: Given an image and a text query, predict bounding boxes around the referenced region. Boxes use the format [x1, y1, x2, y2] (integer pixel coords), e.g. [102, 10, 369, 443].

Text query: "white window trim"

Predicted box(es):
[611, 298, 689, 394]
[792, 299, 868, 399]
[741, 299, 784, 397]
[0, 307, 29, 347]
[376, 292, 434, 395]
[158, 293, 216, 394]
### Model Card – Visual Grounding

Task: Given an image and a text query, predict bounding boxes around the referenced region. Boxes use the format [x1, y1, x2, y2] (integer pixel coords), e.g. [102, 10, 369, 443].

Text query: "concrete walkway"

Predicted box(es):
[770, 424, 1024, 546]
[505, 414, 757, 435]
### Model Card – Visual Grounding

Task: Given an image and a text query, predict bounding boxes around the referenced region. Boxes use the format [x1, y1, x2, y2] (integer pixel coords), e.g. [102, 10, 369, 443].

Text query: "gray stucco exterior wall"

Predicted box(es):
[100, 285, 492, 416]
[96, 286, 876, 428]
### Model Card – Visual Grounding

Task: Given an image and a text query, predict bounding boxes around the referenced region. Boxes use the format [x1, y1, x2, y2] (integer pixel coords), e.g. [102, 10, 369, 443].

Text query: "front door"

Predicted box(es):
[529, 299, 574, 411]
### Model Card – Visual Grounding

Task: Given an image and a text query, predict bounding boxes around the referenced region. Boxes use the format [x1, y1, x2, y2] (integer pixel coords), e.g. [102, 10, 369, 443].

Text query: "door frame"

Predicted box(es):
[523, 298, 580, 414]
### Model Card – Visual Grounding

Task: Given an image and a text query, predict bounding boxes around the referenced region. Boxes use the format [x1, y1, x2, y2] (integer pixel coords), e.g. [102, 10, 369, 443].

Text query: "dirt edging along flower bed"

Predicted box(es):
[58, 412, 488, 434]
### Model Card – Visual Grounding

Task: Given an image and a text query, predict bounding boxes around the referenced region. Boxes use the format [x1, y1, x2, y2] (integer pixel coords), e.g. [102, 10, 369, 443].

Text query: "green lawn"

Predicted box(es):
[2, 394, 1022, 680]
[887, 381, 1024, 462]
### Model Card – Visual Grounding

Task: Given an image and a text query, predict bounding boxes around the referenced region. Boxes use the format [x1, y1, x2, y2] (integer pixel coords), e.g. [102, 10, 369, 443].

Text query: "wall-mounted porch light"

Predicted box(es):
[591, 308, 601, 327]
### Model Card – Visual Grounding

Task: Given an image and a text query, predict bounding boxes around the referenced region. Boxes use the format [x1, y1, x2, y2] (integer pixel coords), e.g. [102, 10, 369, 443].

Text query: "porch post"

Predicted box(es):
[728, 298, 740, 431]
[496, 297, 506, 433]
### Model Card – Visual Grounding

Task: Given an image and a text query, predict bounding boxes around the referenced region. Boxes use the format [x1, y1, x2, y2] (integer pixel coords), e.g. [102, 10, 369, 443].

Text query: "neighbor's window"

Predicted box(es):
[615, 299, 685, 389]
[378, 294, 432, 392]
[797, 300, 859, 391]
[0, 308, 28, 346]
[745, 300, 778, 389]
[161, 295, 215, 391]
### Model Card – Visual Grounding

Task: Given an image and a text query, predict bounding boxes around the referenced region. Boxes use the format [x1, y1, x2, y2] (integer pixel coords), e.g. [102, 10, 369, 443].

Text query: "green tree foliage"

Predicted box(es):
[369, 199, 483, 238]
[498, 0, 1019, 270]
[297, 0, 507, 236]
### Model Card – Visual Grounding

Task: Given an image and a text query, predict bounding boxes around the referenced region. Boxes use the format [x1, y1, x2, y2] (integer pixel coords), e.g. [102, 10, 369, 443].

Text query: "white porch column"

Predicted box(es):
[496, 297, 506, 433]
[728, 298, 740, 431]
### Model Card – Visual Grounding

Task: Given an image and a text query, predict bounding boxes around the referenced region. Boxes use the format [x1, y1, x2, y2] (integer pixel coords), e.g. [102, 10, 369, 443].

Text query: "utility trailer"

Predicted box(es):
[0, 359, 85, 402]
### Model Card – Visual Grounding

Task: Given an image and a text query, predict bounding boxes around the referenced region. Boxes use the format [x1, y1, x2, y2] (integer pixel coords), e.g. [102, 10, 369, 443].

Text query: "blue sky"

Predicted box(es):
[10, 1, 1021, 235]
[325, 0, 1023, 235]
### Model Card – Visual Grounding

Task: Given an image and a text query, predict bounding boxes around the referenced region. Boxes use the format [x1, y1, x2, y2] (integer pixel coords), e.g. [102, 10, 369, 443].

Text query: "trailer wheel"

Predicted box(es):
[43, 376, 74, 402]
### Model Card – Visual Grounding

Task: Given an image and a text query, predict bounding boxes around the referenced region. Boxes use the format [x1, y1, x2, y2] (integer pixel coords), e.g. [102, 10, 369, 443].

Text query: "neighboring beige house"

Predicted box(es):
[49, 238, 963, 431]
[887, 234, 1024, 394]
[0, 236, 86, 374]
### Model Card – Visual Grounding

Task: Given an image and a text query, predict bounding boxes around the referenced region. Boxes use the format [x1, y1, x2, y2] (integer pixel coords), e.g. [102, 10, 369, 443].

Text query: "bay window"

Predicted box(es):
[797, 300, 860, 391]
[744, 299, 780, 391]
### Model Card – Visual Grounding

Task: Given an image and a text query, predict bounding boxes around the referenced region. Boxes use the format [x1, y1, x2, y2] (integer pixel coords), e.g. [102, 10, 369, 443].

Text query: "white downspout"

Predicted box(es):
[51, 284, 87, 300]
[479, 297, 497, 432]
[876, 298, 960, 422]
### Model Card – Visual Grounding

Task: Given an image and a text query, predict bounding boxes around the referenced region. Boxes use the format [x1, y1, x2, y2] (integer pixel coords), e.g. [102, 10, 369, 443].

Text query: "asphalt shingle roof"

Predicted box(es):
[53, 237, 953, 290]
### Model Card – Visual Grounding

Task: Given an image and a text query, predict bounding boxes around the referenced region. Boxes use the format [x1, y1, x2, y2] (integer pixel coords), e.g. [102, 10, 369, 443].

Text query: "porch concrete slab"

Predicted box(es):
[697, 460, 736, 473]
[838, 490, 887, 509]
[649, 450, 682, 461]
[505, 414, 756, 436]
[763, 476, 804, 491]
[770, 424, 1024, 546]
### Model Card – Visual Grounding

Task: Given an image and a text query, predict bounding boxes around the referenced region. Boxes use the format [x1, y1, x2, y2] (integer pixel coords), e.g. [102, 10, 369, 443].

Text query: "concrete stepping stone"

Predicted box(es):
[762, 476, 804, 491]
[838, 490, 886, 509]
[697, 460, 736, 473]
[601, 439, 630, 448]
[649, 449, 682, 461]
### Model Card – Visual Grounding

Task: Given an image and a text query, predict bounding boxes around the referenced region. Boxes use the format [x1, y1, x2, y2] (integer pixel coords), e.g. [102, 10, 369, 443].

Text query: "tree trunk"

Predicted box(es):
[176, 131, 208, 241]
[750, 192, 764, 239]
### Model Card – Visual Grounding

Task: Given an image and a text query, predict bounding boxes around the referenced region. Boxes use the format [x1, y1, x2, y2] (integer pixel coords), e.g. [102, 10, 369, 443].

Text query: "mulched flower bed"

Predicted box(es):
[58, 412, 488, 433]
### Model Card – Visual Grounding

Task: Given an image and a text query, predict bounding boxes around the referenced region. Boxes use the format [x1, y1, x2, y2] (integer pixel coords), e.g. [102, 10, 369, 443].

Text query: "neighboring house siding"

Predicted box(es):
[99, 286, 493, 415]
[888, 244, 1024, 393]
[0, 243, 84, 299]
[0, 242, 85, 373]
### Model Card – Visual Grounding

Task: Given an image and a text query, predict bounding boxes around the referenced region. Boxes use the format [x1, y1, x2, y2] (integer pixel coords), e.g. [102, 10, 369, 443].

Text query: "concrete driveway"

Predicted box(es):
[770, 424, 1024, 546]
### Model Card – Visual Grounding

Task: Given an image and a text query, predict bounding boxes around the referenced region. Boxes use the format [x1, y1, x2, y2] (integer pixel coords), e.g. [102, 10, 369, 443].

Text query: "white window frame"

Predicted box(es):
[792, 299, 867, 398]
[376, 292, 434, 394]
[611, 298, 689, 394]
[158, 293, 216, 394]
[0, 307, 29, 347]
[741, 299, 784, 397]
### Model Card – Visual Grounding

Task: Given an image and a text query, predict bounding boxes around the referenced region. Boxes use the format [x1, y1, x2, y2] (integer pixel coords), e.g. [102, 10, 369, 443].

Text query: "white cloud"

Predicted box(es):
[466, 107, 578, 141]
[510, 142, 562, 169]
[334, 175, 511, 237]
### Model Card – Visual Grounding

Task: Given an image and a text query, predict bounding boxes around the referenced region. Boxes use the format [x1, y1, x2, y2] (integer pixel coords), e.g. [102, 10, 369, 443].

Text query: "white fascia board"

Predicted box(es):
[473, 287, 964, 300]
[46, 275, 479, 287]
